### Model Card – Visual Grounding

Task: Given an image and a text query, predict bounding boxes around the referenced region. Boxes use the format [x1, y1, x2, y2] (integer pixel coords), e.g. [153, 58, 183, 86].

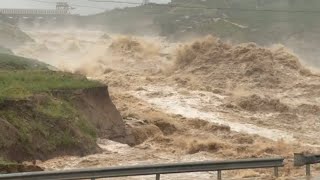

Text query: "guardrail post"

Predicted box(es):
[217, 170, 222, 180]
[156, 173, 160, 180]
[306, 164, 311, 176]
[274, 167, 279, 177]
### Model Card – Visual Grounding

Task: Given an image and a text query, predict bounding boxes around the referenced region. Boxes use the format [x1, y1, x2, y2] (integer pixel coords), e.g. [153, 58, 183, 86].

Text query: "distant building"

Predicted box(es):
[56, 2, 72, 12]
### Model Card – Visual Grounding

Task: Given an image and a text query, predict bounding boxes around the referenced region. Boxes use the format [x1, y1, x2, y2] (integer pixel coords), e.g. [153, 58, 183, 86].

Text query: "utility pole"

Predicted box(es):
[56, 1, 73, 14]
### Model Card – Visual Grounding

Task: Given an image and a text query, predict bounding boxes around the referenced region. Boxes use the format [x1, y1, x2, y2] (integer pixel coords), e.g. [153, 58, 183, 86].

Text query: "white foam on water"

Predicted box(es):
[132, 85, 295, 142]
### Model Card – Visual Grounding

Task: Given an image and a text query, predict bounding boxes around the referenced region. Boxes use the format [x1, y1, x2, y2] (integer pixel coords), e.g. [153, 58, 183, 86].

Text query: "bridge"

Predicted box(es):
[0, 2, 73, 25]
[0, 9, 69, 17]
[0, 2, 71, 19]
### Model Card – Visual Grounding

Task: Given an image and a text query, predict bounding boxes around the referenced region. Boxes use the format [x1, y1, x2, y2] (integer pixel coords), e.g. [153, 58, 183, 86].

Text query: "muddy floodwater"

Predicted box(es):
[15, 29, 320, 179]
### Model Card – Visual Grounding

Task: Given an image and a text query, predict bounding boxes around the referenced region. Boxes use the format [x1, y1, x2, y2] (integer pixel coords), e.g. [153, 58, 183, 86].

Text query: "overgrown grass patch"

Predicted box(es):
[0, 55, 101, 160]
[0, 157, 15, 165]
[36, 97, 77, 119]
[0, 53, 48, 70]
[0, 96, 97, 153]
[77, 119, 97, 140]
[0, 70, 102, 101]
[36, 97, 97, 141]
[1, 110, 35, 145]
[0, 47, 13, 55]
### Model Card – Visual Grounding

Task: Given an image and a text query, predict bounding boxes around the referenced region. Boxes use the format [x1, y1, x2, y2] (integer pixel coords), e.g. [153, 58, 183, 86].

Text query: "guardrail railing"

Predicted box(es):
[0, 157, 284, 180]
[294, 153, 320, 176]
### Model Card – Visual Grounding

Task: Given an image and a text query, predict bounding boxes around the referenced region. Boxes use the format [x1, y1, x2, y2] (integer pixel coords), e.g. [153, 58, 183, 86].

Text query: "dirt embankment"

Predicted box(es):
[0, 86, 131, 163]
[52, 86, 133, 144]
[0, 163, 43, 174]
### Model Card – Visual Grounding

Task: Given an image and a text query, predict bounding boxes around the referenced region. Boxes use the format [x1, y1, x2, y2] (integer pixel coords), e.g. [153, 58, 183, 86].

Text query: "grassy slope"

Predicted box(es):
[0, 47, 13, 55]
[0, 53, 101, 100]
[0, 97, 98, 161]
[0, 54, 102, 163]
[0, 70, 101, 101]
[88, 0, 319, 44]
[0, 53, 48, 70]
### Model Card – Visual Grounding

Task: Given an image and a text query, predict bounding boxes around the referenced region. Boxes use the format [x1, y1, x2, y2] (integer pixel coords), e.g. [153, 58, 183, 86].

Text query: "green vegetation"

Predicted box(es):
[36, 97, 78, 119]
[0, 55, 101, 161]
[0, 50, 102, 162]
[0, 70, 101, 101]
[0, 96, 97, 154]
[36, 97, 97, 140]
[0, 53, 100, 101]
[90, 0, 320, 43]
[0, 47, 13, 55]
[0, 158, 14, 165]
[0, 53, 49, 70]
[84, 0, 320, 67]
[1, 110, 35, 145]
[154, 0, 313, 42]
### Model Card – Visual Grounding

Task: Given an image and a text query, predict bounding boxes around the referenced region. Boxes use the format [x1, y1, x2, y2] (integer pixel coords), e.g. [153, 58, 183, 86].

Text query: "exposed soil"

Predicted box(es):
[0, 86, 131, 163]
[0, 163, 43, 174]
[52, 86, 133, 144]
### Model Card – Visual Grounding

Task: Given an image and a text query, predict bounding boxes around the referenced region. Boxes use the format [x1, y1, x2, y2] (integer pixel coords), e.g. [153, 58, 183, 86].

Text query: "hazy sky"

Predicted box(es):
[0, 0, 171, 15]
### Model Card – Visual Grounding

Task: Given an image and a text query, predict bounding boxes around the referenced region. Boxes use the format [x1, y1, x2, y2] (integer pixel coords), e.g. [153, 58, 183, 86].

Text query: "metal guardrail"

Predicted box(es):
[0, 157, 284, 180]
[294, 153, 320, 176]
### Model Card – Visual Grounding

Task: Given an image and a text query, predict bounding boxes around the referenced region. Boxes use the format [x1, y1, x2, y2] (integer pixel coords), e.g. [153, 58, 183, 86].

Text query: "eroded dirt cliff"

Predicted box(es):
[0, 86, 130, 163]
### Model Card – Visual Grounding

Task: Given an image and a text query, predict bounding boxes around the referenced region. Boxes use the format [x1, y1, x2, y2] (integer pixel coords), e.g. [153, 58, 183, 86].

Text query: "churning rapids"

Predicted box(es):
[13, 29, 320, 179]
